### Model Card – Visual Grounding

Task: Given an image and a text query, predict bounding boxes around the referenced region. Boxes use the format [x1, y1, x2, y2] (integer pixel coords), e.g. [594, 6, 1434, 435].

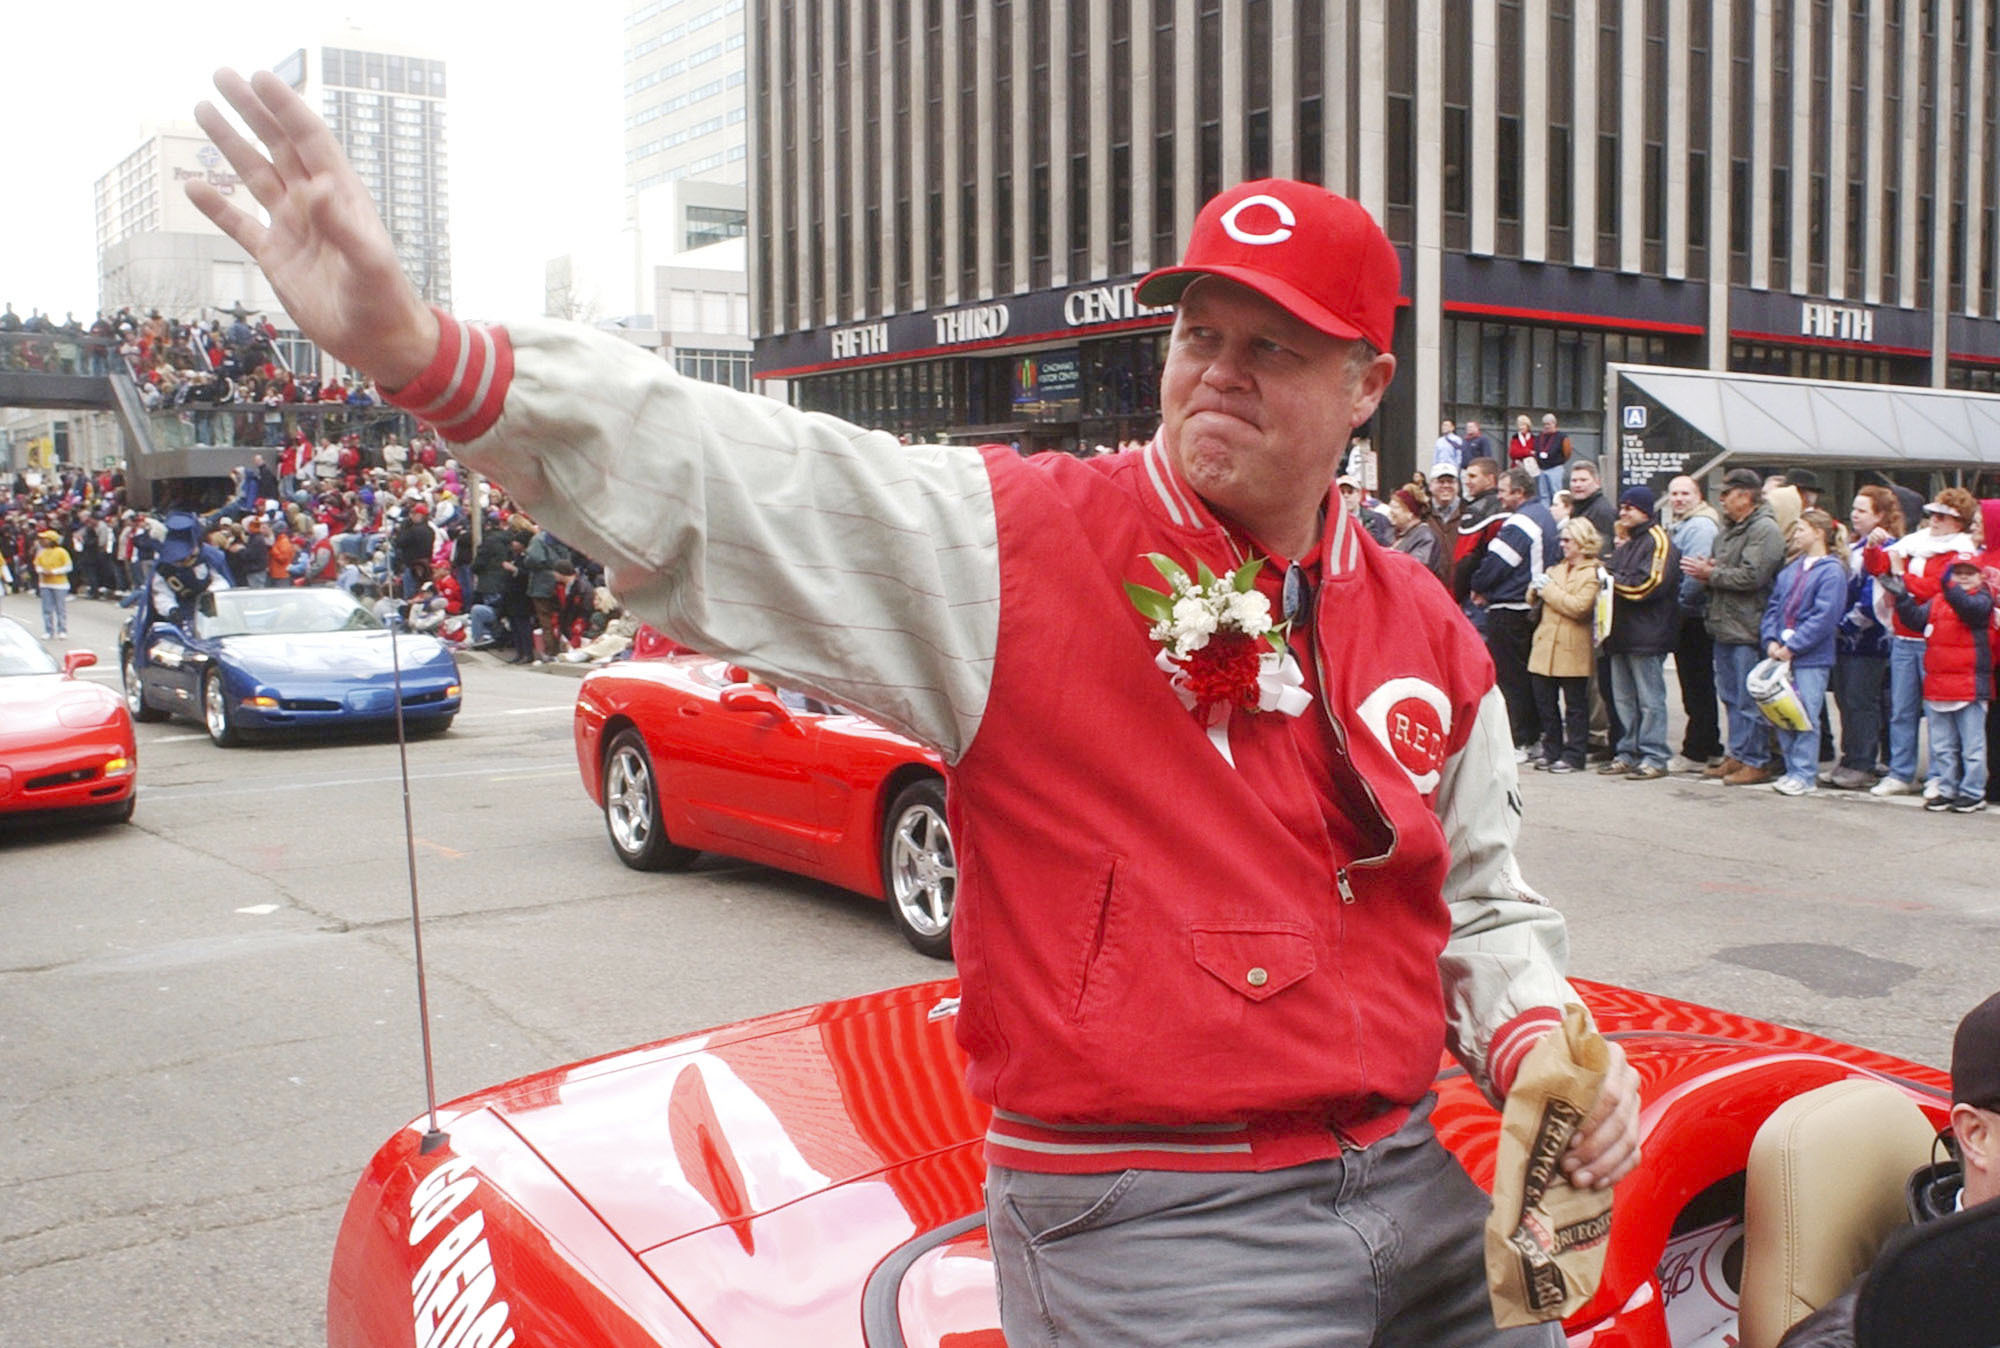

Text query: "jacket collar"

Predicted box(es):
[1137, 432, 1364, 582]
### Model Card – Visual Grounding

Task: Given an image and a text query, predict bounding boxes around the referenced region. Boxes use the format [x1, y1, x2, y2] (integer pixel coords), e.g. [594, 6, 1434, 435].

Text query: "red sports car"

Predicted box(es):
[0, 616, 136, 823]
[324, 978, 1954, 1348]
[573, 653, 956, 958]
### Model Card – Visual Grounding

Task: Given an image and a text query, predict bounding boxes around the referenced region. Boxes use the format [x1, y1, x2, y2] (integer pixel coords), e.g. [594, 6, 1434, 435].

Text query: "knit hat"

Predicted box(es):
[1953, 990, 2000, 1111]
[1617, 485, 1657, 517]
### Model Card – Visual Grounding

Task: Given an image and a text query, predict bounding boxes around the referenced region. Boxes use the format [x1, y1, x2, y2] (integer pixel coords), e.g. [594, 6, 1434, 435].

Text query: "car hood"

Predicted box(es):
[216, 632, 454, 679]
[0, 675, 126, 743]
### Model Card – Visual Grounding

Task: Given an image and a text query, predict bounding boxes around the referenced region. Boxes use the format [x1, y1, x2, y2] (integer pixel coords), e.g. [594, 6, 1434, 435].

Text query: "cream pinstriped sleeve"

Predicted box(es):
[451, 319, 1002, 761]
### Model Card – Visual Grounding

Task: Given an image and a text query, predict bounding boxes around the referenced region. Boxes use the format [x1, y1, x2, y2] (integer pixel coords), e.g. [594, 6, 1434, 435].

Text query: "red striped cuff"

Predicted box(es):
[382, 307, 513, 444]
[1488, 1006, 1566, 1099]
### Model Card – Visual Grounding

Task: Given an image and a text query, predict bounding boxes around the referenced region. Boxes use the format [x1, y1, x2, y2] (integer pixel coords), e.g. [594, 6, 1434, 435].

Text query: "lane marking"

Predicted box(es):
[485, 769, 577, 783]
[139, 758, 577, 802]
[416, 838, 466, 860]
[236, 903, 280, 915]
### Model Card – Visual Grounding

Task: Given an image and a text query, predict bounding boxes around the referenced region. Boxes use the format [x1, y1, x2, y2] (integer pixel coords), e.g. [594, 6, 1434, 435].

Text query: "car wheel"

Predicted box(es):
[881, 778, 956, 960]
[601, 728, 697, 871]
[202, 669, 241, 748]
[123, 651, 167, 722]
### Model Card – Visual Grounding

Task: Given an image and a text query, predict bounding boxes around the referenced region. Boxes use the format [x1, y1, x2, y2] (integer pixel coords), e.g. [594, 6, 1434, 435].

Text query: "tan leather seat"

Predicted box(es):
[1737, 1078, 1940, 1348]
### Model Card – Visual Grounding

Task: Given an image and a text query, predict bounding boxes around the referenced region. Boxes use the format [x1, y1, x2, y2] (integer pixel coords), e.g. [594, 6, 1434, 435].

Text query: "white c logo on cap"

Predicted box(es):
[1219, 194, 1297, 245]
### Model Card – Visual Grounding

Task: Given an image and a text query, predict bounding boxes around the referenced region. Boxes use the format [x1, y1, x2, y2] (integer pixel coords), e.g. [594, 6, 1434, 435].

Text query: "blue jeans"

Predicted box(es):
[1535, 464, 1559, 506]
[1714, 641, 1771, 767]
[468, 602, 498, 645]
[1609, 651, 1671, 768]
[1777, 664, 1831, 786]
[40, 586, 68, 636]
[1830, 654, 1887, 773]
[1926, 700, 1989, 799]
[1886, 637, 1927, 782]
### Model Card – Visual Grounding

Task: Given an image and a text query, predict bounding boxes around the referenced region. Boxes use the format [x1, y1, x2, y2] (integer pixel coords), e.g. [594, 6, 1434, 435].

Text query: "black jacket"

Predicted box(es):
[1603, 522, 1680, 655]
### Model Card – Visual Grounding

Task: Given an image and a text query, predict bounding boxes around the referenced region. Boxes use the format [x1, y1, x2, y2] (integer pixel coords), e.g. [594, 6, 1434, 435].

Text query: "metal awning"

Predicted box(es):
[1614, 365, 2000, 467]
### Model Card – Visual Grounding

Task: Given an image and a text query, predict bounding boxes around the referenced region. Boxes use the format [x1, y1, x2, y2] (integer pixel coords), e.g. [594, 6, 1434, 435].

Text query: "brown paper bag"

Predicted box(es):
[1484, 1003, 1616, 1327]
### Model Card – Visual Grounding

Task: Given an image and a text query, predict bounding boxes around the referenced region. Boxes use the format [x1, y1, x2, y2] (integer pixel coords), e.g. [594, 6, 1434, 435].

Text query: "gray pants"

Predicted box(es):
[986, 1099, 1563, 1348]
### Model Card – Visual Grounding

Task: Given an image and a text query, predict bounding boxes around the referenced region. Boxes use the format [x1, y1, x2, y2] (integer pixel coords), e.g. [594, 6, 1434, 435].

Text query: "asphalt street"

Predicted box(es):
[2, 592, 1993, 1344]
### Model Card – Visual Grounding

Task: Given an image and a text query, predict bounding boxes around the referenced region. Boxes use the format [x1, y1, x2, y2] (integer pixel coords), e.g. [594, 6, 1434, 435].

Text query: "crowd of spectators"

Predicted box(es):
[2, 442, 638, 667]
[1351, 452, 2000, 816]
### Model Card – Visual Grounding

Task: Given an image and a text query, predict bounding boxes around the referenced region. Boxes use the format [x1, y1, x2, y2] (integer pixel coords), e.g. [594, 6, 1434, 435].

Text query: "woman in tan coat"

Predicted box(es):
[1529, 516, 1603, 773]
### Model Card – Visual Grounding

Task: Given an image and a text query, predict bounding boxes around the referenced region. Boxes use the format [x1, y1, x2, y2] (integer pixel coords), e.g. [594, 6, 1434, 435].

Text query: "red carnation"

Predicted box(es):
[1181, 630, 1265, 718]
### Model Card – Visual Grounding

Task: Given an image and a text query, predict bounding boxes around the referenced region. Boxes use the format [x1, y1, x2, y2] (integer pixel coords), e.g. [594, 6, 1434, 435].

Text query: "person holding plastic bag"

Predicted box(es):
[1758, 509, 1848, 797]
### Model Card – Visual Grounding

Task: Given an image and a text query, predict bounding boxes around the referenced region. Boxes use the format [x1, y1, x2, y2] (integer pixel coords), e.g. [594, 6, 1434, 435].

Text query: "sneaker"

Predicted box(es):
[1586, 745, 1615, 763]
[1771, 776, 1816, 797]
[1923, 794, 1955, 812]
[1532, 755, 1555, 771]
[1827, 766, 1874, 791]
[1950, 796, 1989, 814]
[1667, 755, 1707, 774]
[1722, 763, 1778, 786]
[1869, 776, 1917, 797]
[1923, 781, 1943, 801]
[1627, 764, 1669, 781]
[1702, 756, 1744, 781]
[1547, 760, 1578, 775]
[1597, 759, 1636, 776]
[1512, 745, 1531, 764]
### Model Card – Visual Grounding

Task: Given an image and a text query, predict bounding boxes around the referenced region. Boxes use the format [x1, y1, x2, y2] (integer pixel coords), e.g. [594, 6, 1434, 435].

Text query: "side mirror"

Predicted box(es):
[718, 684, 805, 735]
[63, 650, 98, 675]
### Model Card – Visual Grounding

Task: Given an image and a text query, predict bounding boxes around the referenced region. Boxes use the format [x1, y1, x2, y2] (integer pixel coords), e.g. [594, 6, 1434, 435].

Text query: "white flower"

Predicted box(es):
[1171, 595, 1220, 637]
[1225, 589, 1272, 634]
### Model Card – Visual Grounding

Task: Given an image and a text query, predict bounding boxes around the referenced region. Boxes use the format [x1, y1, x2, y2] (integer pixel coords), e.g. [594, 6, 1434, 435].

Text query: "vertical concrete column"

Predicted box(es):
[1897, 0, 1920, 311]
[1788, 0, 1811, 294]
[1051, 0, 1072, 287]
[850, 0, 871, 317]
[1523, 0, 1549, 263]
[1620, 2, 1644, 273]
[1471, 0, 1497, 256]
[1357, 0, 1387, 220]
[794, 0, 814, 327]
[1134, 0, 1157, 269]
[941, 0, 963, 305]
[1707, 0, 1732, 369]
[752, 3, 782, 333]
[1863, 0, 1887, 305]
[1965, 0, 1988, 318]
[822, 0, 841, 326]
[1665, 0, 1689, 281]
[1573, 0, 1598, 269]
[1826, 0, 1849, 300]
[1273, 0, 1297, 179]
[909, 0, 929, 312]
[1415, 0, 1444, 447]
[879, 0, 898, 316]
[1931, 0, 1951, 384]
[1012, 0, 1032, 290]
[1750, 0, 1772, 290]
[1328, 0, 1350, 194]
[1091, 0, 1111, 275]
[1177, 0, 1200, 237]
[1223, 0, 1247, 185]
[975, 0, 996, 297]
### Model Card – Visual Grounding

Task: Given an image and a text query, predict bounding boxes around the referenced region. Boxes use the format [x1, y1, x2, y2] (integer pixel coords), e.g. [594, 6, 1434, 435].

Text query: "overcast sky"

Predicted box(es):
[6, 1, 626, 322]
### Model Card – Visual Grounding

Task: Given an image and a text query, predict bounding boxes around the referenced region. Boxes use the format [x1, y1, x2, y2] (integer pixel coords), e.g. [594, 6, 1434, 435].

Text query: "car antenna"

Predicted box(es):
[386, 571, 449, 1154]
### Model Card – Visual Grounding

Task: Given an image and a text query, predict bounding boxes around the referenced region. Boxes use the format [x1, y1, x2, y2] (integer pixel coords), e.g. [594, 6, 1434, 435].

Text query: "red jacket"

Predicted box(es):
[956, 444, 1556, 1172]
[1896, 581, 1996, 703]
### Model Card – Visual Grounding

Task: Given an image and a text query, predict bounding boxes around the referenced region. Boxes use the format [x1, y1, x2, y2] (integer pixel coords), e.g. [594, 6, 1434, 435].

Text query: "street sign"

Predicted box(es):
[1622, 404, 1648, 430]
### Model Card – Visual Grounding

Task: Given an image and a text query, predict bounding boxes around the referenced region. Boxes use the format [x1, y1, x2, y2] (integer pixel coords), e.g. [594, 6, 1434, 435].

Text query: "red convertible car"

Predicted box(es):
[0, 616, 136, 823]
[325, 978, 1954, 1348]
[573, 654, 956, 958]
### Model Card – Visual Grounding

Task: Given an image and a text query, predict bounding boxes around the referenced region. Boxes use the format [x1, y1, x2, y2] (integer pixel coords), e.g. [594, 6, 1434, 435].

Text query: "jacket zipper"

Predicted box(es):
[1306, 595, 1398, 903]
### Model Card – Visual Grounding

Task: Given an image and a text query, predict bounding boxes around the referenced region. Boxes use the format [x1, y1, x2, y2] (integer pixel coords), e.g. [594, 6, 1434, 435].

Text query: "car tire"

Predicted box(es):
[202, 669, 241, 748]
[601, 728, 697, 871]
[881, 778, 956, 960]
[417, 715, 455, 736]
[98, 795, 137, 825]
[123, 651, 167, 722]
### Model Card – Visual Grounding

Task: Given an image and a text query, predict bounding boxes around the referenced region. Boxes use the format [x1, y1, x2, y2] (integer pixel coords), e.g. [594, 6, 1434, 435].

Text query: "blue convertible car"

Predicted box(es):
[120, 587, 462, 747]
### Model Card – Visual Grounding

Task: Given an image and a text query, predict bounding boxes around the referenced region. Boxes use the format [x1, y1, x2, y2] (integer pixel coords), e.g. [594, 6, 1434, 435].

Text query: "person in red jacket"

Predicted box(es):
[1863, 488, 1979, 796]
[189, 69, 1642, 1348]
[1885, 556, 1994, 813]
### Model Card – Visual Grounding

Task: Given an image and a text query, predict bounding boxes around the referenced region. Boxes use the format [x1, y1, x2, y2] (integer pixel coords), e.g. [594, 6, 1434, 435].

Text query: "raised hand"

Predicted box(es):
[185, 69, 439, 390]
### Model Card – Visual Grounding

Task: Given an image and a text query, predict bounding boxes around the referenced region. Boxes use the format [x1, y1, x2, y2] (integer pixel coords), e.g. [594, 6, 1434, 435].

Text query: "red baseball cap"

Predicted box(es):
[1136, 179, 1401, 352]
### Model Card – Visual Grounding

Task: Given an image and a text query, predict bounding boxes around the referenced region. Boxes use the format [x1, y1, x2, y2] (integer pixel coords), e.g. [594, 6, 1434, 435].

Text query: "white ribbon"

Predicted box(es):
[1155, 647, 1314, 766]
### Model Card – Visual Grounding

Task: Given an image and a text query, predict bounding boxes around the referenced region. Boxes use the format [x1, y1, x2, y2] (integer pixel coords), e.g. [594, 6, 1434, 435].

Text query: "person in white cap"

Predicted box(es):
[187, 68, 1639, 1347]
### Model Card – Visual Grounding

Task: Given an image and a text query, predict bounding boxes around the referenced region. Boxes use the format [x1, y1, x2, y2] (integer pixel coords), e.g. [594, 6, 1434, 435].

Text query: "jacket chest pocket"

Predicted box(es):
[1190, 923, 1317, 1003]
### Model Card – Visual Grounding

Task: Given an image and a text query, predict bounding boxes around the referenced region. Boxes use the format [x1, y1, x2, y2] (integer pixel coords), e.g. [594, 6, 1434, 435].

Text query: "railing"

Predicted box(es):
[0, 329, 120, 376]
[140, 402, 419, 454]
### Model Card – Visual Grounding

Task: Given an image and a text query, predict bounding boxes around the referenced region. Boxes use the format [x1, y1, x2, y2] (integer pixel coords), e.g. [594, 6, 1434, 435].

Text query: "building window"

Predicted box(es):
[1443, 0, 1470, 236]
[1297, 0, 1324, 186]
[1069, 0, 1092, 278]
[1154, 11, 1177, 260]
[1597, 2, 1620, 252]
[926, 0, 945, 301]
[895, 0, 913, 309]
[675, 348, 753, 393]
[1245, 0, 1272, 180]
[1031, 0, 1052, 288]
[1198, 0, 1223, 202]
[685, 205, 747, 251]
[995, 0, 1015, 292]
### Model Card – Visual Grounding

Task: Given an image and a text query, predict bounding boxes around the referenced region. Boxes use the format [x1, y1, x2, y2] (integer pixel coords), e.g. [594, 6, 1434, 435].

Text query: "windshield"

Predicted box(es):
[194, 587, 385, 638]
[0, 618, 60, 676]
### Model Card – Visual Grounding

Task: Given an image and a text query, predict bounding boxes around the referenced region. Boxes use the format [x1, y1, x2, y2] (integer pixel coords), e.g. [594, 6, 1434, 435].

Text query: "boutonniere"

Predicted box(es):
[1125, 553, 1314, 763]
